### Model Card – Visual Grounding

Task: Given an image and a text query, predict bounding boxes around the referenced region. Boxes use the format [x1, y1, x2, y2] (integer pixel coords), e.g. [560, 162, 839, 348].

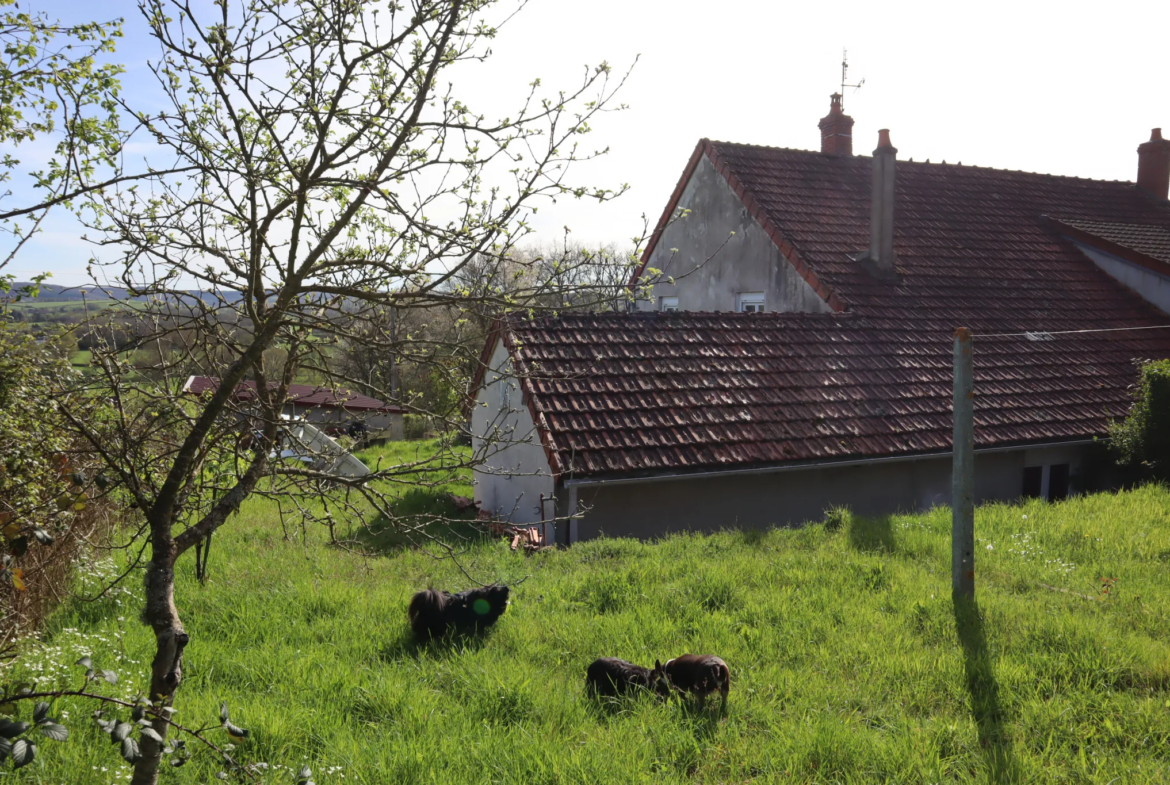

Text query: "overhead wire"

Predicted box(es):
[975, 324, 1170, 339]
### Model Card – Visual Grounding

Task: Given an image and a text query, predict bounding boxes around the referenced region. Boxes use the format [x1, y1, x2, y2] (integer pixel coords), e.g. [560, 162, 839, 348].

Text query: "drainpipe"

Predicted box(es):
[566, 484, 579, 545]
[389, 305, 398, 401]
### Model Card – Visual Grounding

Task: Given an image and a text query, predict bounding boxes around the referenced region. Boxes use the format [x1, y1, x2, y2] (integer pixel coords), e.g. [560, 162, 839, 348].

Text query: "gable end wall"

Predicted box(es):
[638, 155, 833, 314]
[471, 338, 555, 524]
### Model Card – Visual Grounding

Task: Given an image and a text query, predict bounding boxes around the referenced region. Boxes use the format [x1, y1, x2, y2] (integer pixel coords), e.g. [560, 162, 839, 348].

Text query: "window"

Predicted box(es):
[1022, 463, 1071, 501]
[1022, 466, 1042, 498]
[498, 363, 513, 409]
[659, 296, 679, 312]
[737, 292, 765, 313]
[1048, 464, 1070, 502]
[500, 380, 511, 409]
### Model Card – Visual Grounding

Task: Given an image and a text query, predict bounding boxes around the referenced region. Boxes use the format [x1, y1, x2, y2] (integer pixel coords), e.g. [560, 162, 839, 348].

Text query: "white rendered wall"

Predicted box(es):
[471, 338, 555, 524]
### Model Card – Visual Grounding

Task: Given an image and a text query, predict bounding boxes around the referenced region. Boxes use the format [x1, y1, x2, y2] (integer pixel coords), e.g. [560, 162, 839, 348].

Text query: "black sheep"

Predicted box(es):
[585, 657, 673, 698]
[407, 584, 510, 640]
[663, 654, 731, 710]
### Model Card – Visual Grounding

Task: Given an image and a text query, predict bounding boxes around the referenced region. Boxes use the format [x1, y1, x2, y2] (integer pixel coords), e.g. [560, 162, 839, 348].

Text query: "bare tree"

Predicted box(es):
[517, 237, 639, 313]
[50, 1, 640, 781]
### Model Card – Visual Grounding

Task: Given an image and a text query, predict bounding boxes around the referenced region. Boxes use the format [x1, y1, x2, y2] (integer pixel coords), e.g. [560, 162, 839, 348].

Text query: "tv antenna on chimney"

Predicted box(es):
[840, 48, 865, 111]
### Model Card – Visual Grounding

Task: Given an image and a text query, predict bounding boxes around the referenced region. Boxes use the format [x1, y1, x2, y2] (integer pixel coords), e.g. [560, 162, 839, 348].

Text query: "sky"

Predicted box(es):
[8, 0, 1170, 286]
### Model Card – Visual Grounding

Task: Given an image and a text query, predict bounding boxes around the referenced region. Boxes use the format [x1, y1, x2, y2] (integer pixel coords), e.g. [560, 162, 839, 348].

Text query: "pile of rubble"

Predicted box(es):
[448, 494, 552, 553]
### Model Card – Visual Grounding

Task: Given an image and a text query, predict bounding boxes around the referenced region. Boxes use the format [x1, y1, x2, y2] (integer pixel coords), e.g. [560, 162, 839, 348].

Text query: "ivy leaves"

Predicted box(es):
[0, 657, 266, 773]
[93, 705, 185, 767]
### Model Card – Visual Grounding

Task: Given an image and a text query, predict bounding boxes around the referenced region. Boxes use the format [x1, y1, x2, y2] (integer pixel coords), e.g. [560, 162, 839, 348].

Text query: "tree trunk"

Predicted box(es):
[130, 545, 186, 785]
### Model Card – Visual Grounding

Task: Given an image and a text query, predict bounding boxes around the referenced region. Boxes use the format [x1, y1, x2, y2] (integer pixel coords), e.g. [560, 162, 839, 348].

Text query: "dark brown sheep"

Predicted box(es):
[663, 654, 730, 710]
[407, 584, 510, 640]
[585, 657, 674, 699]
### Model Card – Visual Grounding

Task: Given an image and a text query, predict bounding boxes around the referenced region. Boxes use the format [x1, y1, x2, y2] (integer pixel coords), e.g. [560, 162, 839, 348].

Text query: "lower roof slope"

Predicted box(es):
[507, 312, 1170, 480]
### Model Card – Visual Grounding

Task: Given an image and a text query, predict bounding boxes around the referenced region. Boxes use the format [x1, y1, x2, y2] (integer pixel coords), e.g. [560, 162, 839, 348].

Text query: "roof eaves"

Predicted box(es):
[1043, 215, 1170, 278]
[465, 317, 507, 418]
[630, 139, 709, 288]
[505, 325, 566, 479]
[466, 318, 565, 479]
[563, 437, 1101, 485]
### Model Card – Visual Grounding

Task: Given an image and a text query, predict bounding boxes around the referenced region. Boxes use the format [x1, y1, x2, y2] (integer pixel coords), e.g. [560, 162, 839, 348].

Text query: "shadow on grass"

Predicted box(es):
[583, 688, 689, 727]
[737, 528, 767, 546]
[676, 697, 725, 741]
[376, 624, 497, 662]
[953, 594, 1018, 783]
[848, 514, 896, 553]
[350, 488, 487, 555]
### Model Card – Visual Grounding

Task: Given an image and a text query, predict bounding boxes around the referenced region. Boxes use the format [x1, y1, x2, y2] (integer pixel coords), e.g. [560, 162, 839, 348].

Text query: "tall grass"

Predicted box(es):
[4, 477, 1170, 783]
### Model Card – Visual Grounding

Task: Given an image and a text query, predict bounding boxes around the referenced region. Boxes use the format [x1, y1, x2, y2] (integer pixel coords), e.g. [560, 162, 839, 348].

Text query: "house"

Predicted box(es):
[470, 97, 1170, 543]
[183, 376, 404, 440]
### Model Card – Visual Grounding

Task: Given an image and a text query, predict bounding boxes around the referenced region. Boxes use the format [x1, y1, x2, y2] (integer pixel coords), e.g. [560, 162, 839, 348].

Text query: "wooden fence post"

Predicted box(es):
[952, 327, 975, 597]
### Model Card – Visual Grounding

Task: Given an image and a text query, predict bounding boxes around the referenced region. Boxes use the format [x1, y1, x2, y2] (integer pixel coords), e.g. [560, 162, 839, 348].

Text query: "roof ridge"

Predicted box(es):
[707, 139, 1141, 186]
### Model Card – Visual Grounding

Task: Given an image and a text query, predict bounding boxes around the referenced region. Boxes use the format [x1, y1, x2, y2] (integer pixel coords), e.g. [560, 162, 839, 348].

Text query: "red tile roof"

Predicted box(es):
[183, 376, 400, 413]
[504, 312, 1170, 479]
[1052, 217, 1170, 269]
[493, 141, 1170, 479]
[678, 140, 1170, 328]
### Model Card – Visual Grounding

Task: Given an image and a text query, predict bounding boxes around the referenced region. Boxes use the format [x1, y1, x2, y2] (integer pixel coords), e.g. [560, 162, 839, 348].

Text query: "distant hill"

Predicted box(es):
[3, 284, 123, 303]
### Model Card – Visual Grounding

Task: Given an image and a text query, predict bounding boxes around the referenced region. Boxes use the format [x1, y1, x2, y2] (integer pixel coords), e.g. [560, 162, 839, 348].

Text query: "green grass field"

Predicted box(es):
[5, 451, 1170, 783]
[5, 299, 95, 311]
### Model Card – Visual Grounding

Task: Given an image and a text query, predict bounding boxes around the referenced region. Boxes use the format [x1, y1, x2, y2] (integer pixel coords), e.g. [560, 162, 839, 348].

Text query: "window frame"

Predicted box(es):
[736, 292, 765, 313]
[659, 296, 679, 313]
[499, 362, 514, 410]
[1022, 462, 1072, 502]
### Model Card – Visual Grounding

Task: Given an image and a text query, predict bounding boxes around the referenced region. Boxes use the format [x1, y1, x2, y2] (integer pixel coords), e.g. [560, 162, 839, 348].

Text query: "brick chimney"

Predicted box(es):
[857, 129, 899, 279]
[1137, 128, 1170, 200]
[818, 93, 854, 156]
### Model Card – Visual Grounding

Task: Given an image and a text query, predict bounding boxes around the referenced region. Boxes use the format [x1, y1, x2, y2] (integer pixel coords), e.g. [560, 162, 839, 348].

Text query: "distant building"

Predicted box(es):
[183, 376, 403, 440]
[471, 97, 1170, 543]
